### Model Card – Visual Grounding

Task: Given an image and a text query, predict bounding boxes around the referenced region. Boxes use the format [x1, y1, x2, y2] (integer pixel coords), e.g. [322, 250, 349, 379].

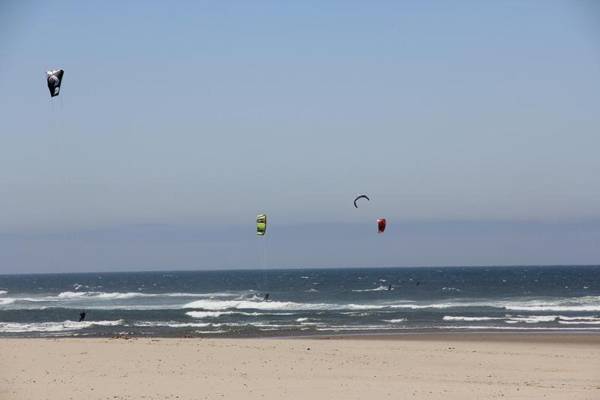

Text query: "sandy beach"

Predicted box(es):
[1, 334, 599, 400]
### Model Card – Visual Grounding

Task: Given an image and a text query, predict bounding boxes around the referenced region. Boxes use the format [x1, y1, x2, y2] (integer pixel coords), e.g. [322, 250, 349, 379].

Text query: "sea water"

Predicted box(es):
[0, 266, 599, 337]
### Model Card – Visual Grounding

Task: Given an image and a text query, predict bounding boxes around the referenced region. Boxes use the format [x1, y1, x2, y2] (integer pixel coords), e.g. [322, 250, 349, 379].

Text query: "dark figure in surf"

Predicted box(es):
[264, 293, 270, 301]
[416, 281, 420, 286]
[79, 312, 86, 322]
[387, 284, 392, 291]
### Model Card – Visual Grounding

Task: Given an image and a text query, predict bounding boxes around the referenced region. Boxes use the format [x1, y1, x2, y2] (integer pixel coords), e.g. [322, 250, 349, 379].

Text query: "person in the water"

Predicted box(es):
[78, 312, 86, 322]
[263, 293, 270, 301]
[387, 284, 392, 291]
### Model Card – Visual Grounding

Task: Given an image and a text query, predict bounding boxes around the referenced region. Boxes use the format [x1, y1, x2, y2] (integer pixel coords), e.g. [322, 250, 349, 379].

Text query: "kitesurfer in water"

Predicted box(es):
[78, 312, 86, 322]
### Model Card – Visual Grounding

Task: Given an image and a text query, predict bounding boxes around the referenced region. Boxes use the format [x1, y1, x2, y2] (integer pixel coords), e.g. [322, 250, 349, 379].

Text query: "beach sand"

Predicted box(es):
[1, 334, 599, 399]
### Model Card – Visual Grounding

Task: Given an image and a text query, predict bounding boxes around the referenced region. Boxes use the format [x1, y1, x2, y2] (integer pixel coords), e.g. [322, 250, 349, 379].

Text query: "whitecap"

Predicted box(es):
[316, 325, 398, 332]
[352, 285, 389, 292]
[55, 291, 237, 300]
[182, 299, 334, 311]
[185, 311, 262, 318]
[0, 319, 124, 333]
[134, 321, 212, 328]
[506, 305, 600, 312]
[443, 316, 503, 322]
[558, 316, 600, 321]
[505, 315, 558, 324]
[0, 298, 15, 306]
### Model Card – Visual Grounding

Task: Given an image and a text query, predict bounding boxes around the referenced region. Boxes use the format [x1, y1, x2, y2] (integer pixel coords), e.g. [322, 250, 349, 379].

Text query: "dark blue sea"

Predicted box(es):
[1, 266, 599, 337]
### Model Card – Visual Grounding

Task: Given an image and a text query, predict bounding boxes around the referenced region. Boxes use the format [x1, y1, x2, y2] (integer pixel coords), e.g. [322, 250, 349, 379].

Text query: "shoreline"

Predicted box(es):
[0, 330, 600, 345]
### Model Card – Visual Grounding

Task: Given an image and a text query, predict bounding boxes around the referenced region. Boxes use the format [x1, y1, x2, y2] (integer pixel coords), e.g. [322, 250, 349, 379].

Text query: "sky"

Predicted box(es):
[0, 1, 599, 273]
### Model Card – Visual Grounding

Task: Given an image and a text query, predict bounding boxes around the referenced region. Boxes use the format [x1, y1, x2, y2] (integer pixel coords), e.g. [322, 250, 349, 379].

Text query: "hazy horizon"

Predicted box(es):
[1, 218, 599, 274]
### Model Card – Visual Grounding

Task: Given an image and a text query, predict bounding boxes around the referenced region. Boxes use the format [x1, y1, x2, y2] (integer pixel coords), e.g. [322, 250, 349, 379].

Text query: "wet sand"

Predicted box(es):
[1, 334, 599, 399]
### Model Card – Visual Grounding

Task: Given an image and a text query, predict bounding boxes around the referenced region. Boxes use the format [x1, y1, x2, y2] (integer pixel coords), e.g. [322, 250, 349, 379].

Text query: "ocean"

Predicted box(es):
[1, 266, 599, 337]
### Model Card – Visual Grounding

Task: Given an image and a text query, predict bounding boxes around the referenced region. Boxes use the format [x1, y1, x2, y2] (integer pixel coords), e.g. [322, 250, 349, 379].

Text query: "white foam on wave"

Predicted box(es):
[57, 291, 87, 298]
[443, 316, 503, 322]
[506, 305, 600, 312]
[183, 299, 335, 311]
[389, 303, 458, 310]
[16, 297, 57, 303]
[559, 320, 600, 325]
[503, 296, 600, 312]
[316, 325, 399, 332]
[0, 290, 7, 296]
[352, 285, 389, 292]
[558, 316, 600, 321]
[134, 321, 308, 330]
[378, 296, 600, 313]
[0, 320, 124, 333]
[166, 292, 236, 298]
[444, 315, 600, 324]
[383, 318, 407, 323]
[134, 321, 212, 328]
[346, 303, 389, 310]
[58, 291, 143, 300]
[55, 291, 238, 301]
[0, 298, 15, 306]
[186, 311, 263, 319]
[505, 315, 558, 324]
[183, 298, 564, 312]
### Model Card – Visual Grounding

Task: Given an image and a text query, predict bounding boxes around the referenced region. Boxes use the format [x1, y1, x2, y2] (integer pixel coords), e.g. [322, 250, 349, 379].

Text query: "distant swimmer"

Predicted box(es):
[416, 281, 420, 286]
[78, 312, 86, 322]
[264, 293, 270, 301]
[387, 284, 392, 291]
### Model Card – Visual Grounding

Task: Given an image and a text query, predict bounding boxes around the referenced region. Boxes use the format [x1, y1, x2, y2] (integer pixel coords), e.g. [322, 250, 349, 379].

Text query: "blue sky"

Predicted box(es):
[0, 1, 599, 272]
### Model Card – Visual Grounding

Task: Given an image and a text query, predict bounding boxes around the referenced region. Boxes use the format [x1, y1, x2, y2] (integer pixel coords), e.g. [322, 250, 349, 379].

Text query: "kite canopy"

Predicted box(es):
[256, 214, 267, 236]
[46, 69, 64, 97]
[377, 218, 386, 234]
[353, 194, 370, 208]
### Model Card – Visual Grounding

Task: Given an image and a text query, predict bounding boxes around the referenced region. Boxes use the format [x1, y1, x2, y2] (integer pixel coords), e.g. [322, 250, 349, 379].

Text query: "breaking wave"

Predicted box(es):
[56, 291, 235, 300]
[185, 311, 263, 318]
[443, 316, 503, 322]
[183, 299, 335, 311]
[0, 298, 15, 306]
[383, 318, 407, 323]
[0, 320, 124, 333]
[352, 285, 390, 292]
